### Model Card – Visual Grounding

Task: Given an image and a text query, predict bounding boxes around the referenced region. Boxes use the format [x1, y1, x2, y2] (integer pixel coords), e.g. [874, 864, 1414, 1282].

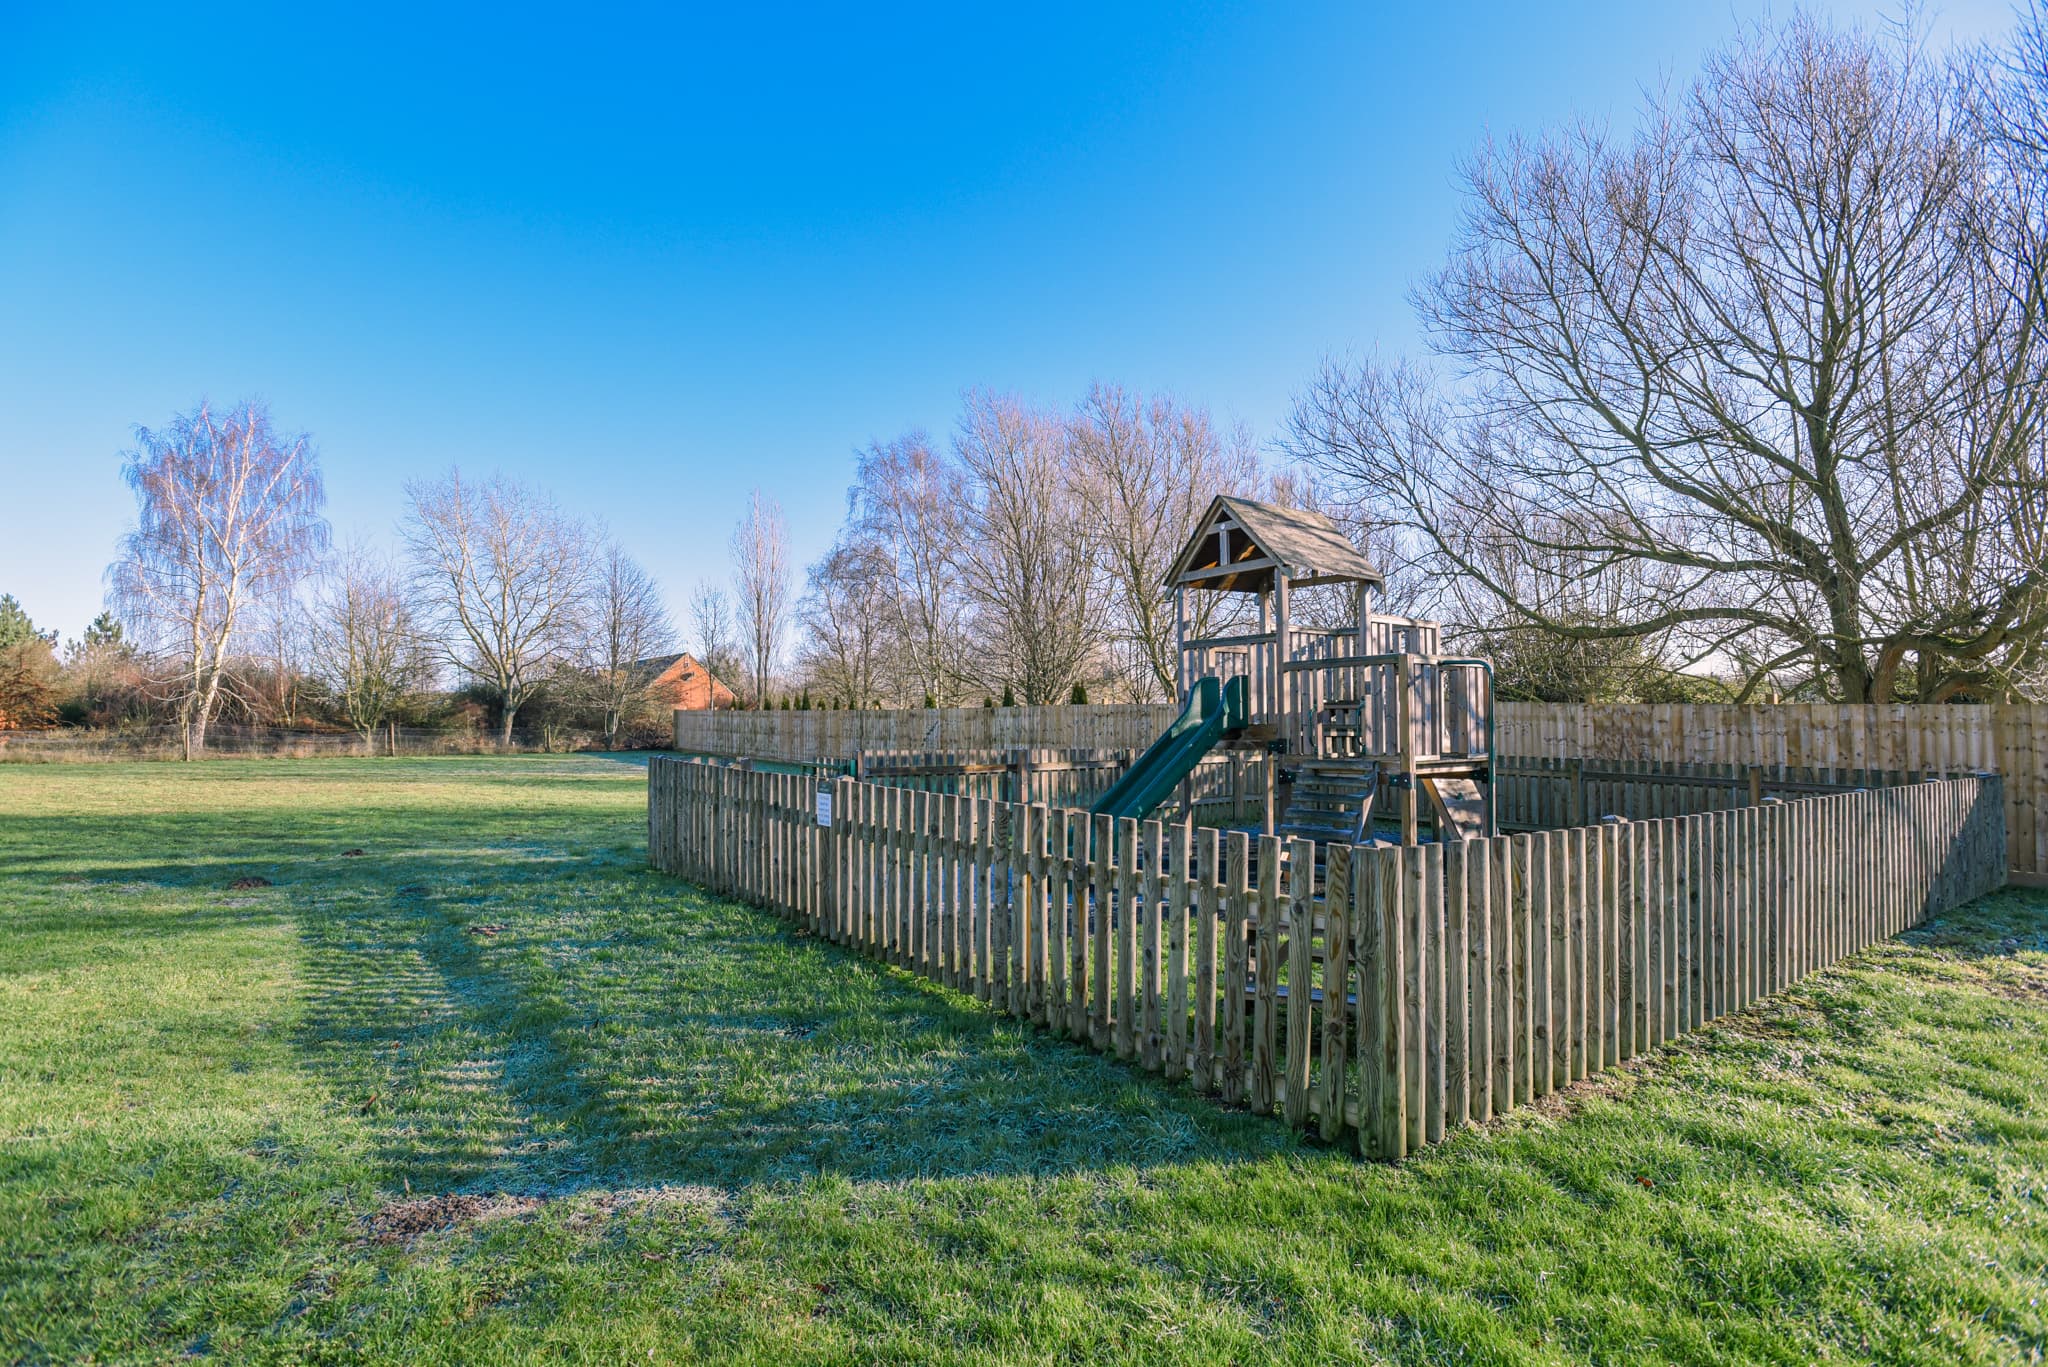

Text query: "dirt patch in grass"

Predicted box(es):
[365, 1192, 543, 1243]
[228, 876, 272, 890]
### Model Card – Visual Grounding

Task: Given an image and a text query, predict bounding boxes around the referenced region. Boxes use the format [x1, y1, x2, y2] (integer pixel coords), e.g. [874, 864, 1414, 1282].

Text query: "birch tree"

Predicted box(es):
[110, 400, 327, 757]
[403, 470, 592, 743]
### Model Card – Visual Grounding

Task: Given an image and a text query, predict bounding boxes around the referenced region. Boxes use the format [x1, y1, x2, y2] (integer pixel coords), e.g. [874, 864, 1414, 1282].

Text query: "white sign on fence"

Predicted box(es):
[815, 785, 832, 827]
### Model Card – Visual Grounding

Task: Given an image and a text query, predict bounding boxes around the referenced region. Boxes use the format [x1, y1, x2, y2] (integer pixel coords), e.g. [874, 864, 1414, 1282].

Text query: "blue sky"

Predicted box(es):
[0, 1, 2016, 642]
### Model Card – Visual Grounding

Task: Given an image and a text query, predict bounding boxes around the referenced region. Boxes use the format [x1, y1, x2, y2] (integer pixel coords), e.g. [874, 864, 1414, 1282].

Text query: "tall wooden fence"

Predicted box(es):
[675, 705, 1175, 762]
[1494, 757, 1968, 831]
[647, 757, 2007, 1158]
[678, 703, 2046, 880]
[854, 747, 1267, 826]
[1498, 703, 2044, 881]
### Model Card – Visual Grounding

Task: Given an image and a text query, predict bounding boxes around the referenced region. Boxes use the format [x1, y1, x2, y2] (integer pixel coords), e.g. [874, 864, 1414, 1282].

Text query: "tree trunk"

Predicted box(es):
[499, 705, 517, 748]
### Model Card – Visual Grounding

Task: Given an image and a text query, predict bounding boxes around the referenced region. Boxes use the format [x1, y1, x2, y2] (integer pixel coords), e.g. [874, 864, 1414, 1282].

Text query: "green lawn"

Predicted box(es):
[0, 757, 2044, 1365]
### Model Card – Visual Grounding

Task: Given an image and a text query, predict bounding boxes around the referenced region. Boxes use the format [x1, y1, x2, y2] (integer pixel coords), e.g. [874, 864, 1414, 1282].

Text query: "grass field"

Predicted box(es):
[0, 756, 2044, 1364]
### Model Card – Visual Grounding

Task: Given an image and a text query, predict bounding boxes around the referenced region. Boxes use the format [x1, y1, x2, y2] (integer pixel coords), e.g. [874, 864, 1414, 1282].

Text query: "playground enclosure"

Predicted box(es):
[649, 757, 2008, 1158]
[649, 495, 2034, 1157]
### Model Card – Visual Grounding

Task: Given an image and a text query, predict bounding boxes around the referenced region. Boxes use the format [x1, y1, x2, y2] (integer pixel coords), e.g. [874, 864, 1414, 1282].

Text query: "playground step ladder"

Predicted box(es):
[1278, 761, 1379, 845]
[1421, 774, 1490, 841]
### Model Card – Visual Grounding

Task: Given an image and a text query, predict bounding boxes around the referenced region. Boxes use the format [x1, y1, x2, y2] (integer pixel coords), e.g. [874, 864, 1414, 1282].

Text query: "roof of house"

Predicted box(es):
[1165, 494, 1383, 592]
[632, 652, 694, 680]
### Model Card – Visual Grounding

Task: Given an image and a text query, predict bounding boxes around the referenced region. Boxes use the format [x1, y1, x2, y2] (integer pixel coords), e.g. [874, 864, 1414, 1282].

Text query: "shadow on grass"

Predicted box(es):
[1896, 884, 2048, 959]
[285, 842, 1292, 1198]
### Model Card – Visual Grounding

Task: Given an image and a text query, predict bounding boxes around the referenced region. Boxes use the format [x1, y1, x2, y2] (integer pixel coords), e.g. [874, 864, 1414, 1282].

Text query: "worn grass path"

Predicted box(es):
[0, 756, 2043, 1364]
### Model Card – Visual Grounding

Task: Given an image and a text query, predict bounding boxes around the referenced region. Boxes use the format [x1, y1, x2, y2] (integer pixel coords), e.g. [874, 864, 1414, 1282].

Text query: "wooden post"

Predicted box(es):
[1222, 831, 1251, 1106]
[1398, 665, 1419, 846]
[1251, 834, 1282, 1114]
[1283, 837, 1314, 1130]
[1194, 827, 1221, 1092]
[1262, 750, 1278, 838]
[1166, 821, 1190, 1082]
[1362, 846, 1406, 1158]
[1274, 570, 1292, 740]
[1320, 843, 1353, 1143]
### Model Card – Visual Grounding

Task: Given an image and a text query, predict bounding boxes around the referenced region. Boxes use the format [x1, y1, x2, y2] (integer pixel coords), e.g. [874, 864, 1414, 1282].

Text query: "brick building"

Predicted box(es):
[634, 653, 737, 712]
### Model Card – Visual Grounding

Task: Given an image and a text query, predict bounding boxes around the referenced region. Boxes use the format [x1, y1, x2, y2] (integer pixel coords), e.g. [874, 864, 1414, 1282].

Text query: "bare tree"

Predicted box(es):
[110, 400, 327, 757]
[1990, 1, 2048, 699]
[1290, 16, 2048, 703]
[953, 390, 1101, 704]
[731, 490, 790, 707]
[311, 544, 432, 747]
[584, 540, 674, 748]
[687, 583, 742, 707]
[246, 589, 313, 727]
[1069, 383, 1260, 700]
[849, 431, 969, 706]
[796, 534, 895, 707]
[403, 470, 592, 743]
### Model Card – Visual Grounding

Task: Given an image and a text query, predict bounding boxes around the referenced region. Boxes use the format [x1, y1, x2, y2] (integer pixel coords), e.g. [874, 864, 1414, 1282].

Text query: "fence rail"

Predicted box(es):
[647, 757, 2008, 1158]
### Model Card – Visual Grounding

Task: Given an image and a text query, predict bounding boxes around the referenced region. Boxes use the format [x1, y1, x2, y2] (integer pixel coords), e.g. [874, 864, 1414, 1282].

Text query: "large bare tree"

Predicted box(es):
[110, 400, 327, 757]
[731, 490, 790, 707]
[953, 390, 1100, 704]
[403, 470, 592, 743]
[1069, 383, 1260, 700]
[310, 544, 432, 747]
[1290, 15, 2048, 702]
[583, 540, 673, 748]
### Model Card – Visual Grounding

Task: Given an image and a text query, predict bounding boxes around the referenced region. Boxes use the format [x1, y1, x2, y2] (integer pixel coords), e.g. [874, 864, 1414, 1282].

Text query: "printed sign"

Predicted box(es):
[815, 786, 832, 827]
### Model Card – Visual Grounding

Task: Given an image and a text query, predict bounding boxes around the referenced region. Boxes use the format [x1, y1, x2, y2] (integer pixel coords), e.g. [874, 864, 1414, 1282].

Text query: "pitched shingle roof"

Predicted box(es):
[1165, 494, 1382, 591]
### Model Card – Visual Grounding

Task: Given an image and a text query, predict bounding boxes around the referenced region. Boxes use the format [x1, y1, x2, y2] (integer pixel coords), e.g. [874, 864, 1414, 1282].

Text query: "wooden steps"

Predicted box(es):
[1278, 761, 1378, 845]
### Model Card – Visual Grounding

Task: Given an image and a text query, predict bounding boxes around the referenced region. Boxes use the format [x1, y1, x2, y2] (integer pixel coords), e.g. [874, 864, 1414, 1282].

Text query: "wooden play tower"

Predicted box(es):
[1166, 495, 1496, 846]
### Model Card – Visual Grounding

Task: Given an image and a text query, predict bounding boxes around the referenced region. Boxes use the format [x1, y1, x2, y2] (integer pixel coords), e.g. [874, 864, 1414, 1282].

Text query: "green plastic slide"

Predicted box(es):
[1090, 676, 1248, 820]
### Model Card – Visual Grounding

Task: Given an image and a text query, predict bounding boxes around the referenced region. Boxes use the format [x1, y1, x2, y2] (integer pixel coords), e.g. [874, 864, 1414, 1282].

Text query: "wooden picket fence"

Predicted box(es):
[646, 757, 2008, 1157]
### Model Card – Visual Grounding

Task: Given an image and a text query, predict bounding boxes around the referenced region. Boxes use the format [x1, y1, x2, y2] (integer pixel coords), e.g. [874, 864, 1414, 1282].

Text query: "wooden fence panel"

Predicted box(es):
[646, 758, 2008, 1162]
